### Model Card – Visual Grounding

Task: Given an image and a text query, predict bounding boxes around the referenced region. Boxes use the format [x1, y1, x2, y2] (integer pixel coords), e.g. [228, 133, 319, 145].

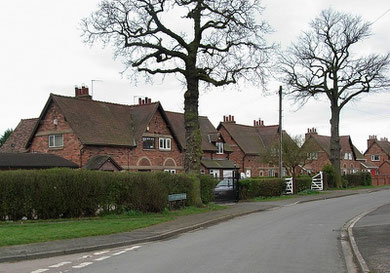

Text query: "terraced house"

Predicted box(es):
[1, 86, 236, 176]
[364, 136, 390, 185]
[302, 128, 366, 174]
[217, 116, 290, 178]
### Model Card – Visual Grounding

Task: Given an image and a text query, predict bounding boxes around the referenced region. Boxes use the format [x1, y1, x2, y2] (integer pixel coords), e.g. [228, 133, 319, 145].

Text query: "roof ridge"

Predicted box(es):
[222, 122, 279, 128]
[21, 118, 39, 121]
[165, 110, 209, 119]
[50, 93, 160, 108]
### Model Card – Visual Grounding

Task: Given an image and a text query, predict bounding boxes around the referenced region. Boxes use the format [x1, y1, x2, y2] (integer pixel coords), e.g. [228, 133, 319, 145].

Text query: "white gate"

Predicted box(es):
[311, 171, 323, 191]
[284, 177, 293, 194]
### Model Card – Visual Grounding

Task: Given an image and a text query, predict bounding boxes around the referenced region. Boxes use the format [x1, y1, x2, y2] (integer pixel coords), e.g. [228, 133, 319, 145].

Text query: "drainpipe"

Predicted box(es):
[79, 146, 85, 167]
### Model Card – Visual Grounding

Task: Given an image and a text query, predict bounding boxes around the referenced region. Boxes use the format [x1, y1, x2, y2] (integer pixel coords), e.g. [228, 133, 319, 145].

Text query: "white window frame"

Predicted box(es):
[344, 153, 349, 160]
[159, 138, 171, 151]
[307, 152, 318, 160]
[216, 142, 224, 154]
[209, 169, 220, 178]
[142, 137, 155, 149]
[371, 154, 380, 161]
[348, 153, 353, 160]
[245, 169, 251, 178]
[164, 169, 176, 174]
[48, 134, 63, 148]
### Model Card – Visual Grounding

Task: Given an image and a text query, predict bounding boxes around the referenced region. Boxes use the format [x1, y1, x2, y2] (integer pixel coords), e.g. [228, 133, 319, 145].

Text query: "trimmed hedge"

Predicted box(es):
[199, 175, 218, 204]
[0, 169, 198, 221]
[238, 178, 285, 200]
[295, 176, 312, 193]
[343, 172, 372, 187]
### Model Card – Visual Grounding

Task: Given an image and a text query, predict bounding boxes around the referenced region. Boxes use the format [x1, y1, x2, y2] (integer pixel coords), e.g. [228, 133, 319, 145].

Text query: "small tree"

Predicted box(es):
[0, 129, 13, 148]
[82, 0, 274, 205]
[259, 134, 314, 192]
[279, 9, 390, 188]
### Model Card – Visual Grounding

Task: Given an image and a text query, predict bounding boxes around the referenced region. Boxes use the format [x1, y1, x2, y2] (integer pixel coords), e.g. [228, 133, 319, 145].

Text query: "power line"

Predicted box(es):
[372, 8, 390, 24]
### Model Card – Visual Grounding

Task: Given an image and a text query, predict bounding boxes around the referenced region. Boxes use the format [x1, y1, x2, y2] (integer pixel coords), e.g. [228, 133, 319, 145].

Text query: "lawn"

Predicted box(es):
[0, 204, 225, 247]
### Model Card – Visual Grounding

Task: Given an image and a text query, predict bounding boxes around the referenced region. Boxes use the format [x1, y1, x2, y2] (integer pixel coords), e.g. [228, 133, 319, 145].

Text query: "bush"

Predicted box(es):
[238, 178, 285, 200]
[343, 172, 372, 187]
[322, 164, 335, 188]
[295, 175, 312, 193]
[199, 175, 218, 204]
[0, 169, 198, 221]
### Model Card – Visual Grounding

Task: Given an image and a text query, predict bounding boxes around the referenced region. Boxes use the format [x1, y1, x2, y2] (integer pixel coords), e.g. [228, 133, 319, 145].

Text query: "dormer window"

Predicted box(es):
[216, 142, 224, 154]
[49, 134, 63, 148]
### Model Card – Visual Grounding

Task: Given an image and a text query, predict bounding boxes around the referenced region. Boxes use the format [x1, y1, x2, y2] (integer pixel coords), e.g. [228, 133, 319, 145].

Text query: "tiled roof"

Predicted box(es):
[308, 134, 362, 159]
[377, 140, 390, 156]
[0, 118, 38, 153]
[83, 155, 122, 170]
[218, 122, 281, 155]
[0, 153, 78, 169]
[50, 94, 159, 146]
[165, 111, 219, 151]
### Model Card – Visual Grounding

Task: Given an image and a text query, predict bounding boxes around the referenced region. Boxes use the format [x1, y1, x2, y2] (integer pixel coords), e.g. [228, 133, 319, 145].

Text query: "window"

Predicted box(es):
[216, 142, 224, 154]
[268, 169, 275, 177]
[49, 134, 63, 148]
[159, 138, 171, 151]
[307, 152, 318, 160]
[344, 153, 348, 160]
[348, 153, 353, 160]
[143, 137, 155, 149]
[245, 169, 251, 178]
[164, 169, 176, 174]
[210, 169, 220, 178]
[371, 155, 380, 161]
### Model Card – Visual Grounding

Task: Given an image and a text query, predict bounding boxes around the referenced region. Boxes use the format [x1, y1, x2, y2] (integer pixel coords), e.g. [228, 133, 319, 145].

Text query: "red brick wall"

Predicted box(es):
[218, 125, 277, 177]
[30, 102, 83, 165]
[365, 143, 389, 167]
[379, 161, 390, 175]
[372, 175, 390, 186]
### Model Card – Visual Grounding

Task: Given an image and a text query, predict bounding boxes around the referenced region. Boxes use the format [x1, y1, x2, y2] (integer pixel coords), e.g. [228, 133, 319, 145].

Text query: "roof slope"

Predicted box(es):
[83, 155, 122, 170]
[51, 95, 159, 146]
[0, 153, 78, 169]
[377, 140, 390, 156]
[307, 134, 363, 159]
[165, 111, 218, 151]
[0, 118, 38, 153]
[219, 122, 281, 155]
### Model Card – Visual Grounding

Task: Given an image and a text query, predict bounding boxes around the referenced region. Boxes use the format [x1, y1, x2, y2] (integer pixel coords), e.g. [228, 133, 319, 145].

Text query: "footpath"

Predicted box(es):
[0, 187, 389, 267]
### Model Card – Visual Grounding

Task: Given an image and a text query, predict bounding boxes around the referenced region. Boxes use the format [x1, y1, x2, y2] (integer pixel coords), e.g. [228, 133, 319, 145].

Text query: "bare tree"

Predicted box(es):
[279, 9, 390, 187]
[82, 0, 274, 205]
[259, 134, 314, 192]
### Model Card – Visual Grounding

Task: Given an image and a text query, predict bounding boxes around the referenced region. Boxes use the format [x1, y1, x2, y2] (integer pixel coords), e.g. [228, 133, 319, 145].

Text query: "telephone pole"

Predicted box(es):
[279, 86, 283, 178]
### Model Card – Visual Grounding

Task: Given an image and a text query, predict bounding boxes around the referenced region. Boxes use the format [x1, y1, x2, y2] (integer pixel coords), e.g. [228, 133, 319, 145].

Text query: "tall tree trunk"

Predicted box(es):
[184, 72, 203, 206]
[329, 104, 342, 188]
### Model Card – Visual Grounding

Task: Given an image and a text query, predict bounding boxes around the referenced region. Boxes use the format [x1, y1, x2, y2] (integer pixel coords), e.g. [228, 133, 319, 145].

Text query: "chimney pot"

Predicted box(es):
[148, 98, 151, 104]
[229, 115, 232, 122]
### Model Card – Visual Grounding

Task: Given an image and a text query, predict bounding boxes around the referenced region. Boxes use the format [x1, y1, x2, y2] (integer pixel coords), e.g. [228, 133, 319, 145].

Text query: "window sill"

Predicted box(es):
[49, 146, 64, 151]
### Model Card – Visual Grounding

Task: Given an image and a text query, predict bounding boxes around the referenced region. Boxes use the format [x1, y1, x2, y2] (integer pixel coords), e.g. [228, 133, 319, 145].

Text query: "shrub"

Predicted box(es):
[238, 178, 285, 200]
[295, 175, 312, 193]
[0, 169, 198, 221]
[199, 175, 218, 204]
[322, 164, 335, 188]
[343, 172, 372, 187]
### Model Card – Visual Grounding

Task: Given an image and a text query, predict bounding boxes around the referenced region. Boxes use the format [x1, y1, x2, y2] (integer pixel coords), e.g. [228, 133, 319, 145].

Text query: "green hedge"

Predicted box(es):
[343, 172, 372, 187]
[295, 176, 312, 193]
[0, 169, 199, 221]
[200, 175, 218, 204]
[238, 178, 285, 200]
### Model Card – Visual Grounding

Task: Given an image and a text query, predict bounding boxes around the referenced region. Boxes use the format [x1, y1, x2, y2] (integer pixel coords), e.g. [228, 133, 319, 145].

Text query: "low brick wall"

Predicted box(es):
[372, 175, 390, 186]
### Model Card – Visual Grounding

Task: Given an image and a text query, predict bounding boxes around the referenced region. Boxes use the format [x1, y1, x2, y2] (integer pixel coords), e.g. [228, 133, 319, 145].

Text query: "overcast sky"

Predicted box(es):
[0, 0, 389, 152]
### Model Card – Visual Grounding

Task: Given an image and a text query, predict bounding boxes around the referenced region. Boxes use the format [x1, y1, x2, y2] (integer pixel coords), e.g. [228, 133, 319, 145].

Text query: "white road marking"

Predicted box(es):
[72, 262, 93, 269]
[31, 269, 49, 273]
[112, 250, 127, 256]
[93, 250, 110, 255]
[125, 245, 141, 251]
[49, 261, 72, 268]
[94, 256, 111, 261]
[79, 254, 92, 259]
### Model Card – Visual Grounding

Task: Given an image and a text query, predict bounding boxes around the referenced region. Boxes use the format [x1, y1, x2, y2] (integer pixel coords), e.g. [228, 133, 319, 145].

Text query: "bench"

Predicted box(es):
[168, 193, 187, 209]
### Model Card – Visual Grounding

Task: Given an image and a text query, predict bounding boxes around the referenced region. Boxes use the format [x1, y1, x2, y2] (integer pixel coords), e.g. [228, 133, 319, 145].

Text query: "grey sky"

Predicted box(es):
[0, 0, 389, 152]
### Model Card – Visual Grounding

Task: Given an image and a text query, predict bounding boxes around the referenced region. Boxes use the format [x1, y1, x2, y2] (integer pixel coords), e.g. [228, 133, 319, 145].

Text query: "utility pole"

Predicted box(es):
[279, 86, 283, 178]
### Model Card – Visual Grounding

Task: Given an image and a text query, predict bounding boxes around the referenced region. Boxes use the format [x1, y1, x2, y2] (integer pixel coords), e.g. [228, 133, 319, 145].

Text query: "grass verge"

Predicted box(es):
[328, 185, 390, 191]
[0, 203, 225, 247]
[251, 189, 326, 202]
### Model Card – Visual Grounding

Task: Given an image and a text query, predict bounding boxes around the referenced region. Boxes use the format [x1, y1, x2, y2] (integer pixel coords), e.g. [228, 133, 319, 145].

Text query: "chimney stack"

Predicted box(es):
[305, 127, 318, 140]
[223, 115, 236, 124]
[367, 135, 377, 148]
[138, 97, 152, 105]
[254, 118, 265, 127]
[75, 85, 92, 100]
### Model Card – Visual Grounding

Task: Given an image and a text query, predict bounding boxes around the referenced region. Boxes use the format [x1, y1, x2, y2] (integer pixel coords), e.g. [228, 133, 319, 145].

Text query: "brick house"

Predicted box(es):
[20, 87, 184, 172]
[302, 128, 366, 174]
[217, 116, 289, 178]
[3, 86, 237, 176]
[364, 135, 390, 176]
[165, 111, 236, 178]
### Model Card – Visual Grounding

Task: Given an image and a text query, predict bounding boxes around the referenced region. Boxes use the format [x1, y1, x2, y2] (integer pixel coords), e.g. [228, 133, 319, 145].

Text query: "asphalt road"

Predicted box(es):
[4, 190, 390, 273]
